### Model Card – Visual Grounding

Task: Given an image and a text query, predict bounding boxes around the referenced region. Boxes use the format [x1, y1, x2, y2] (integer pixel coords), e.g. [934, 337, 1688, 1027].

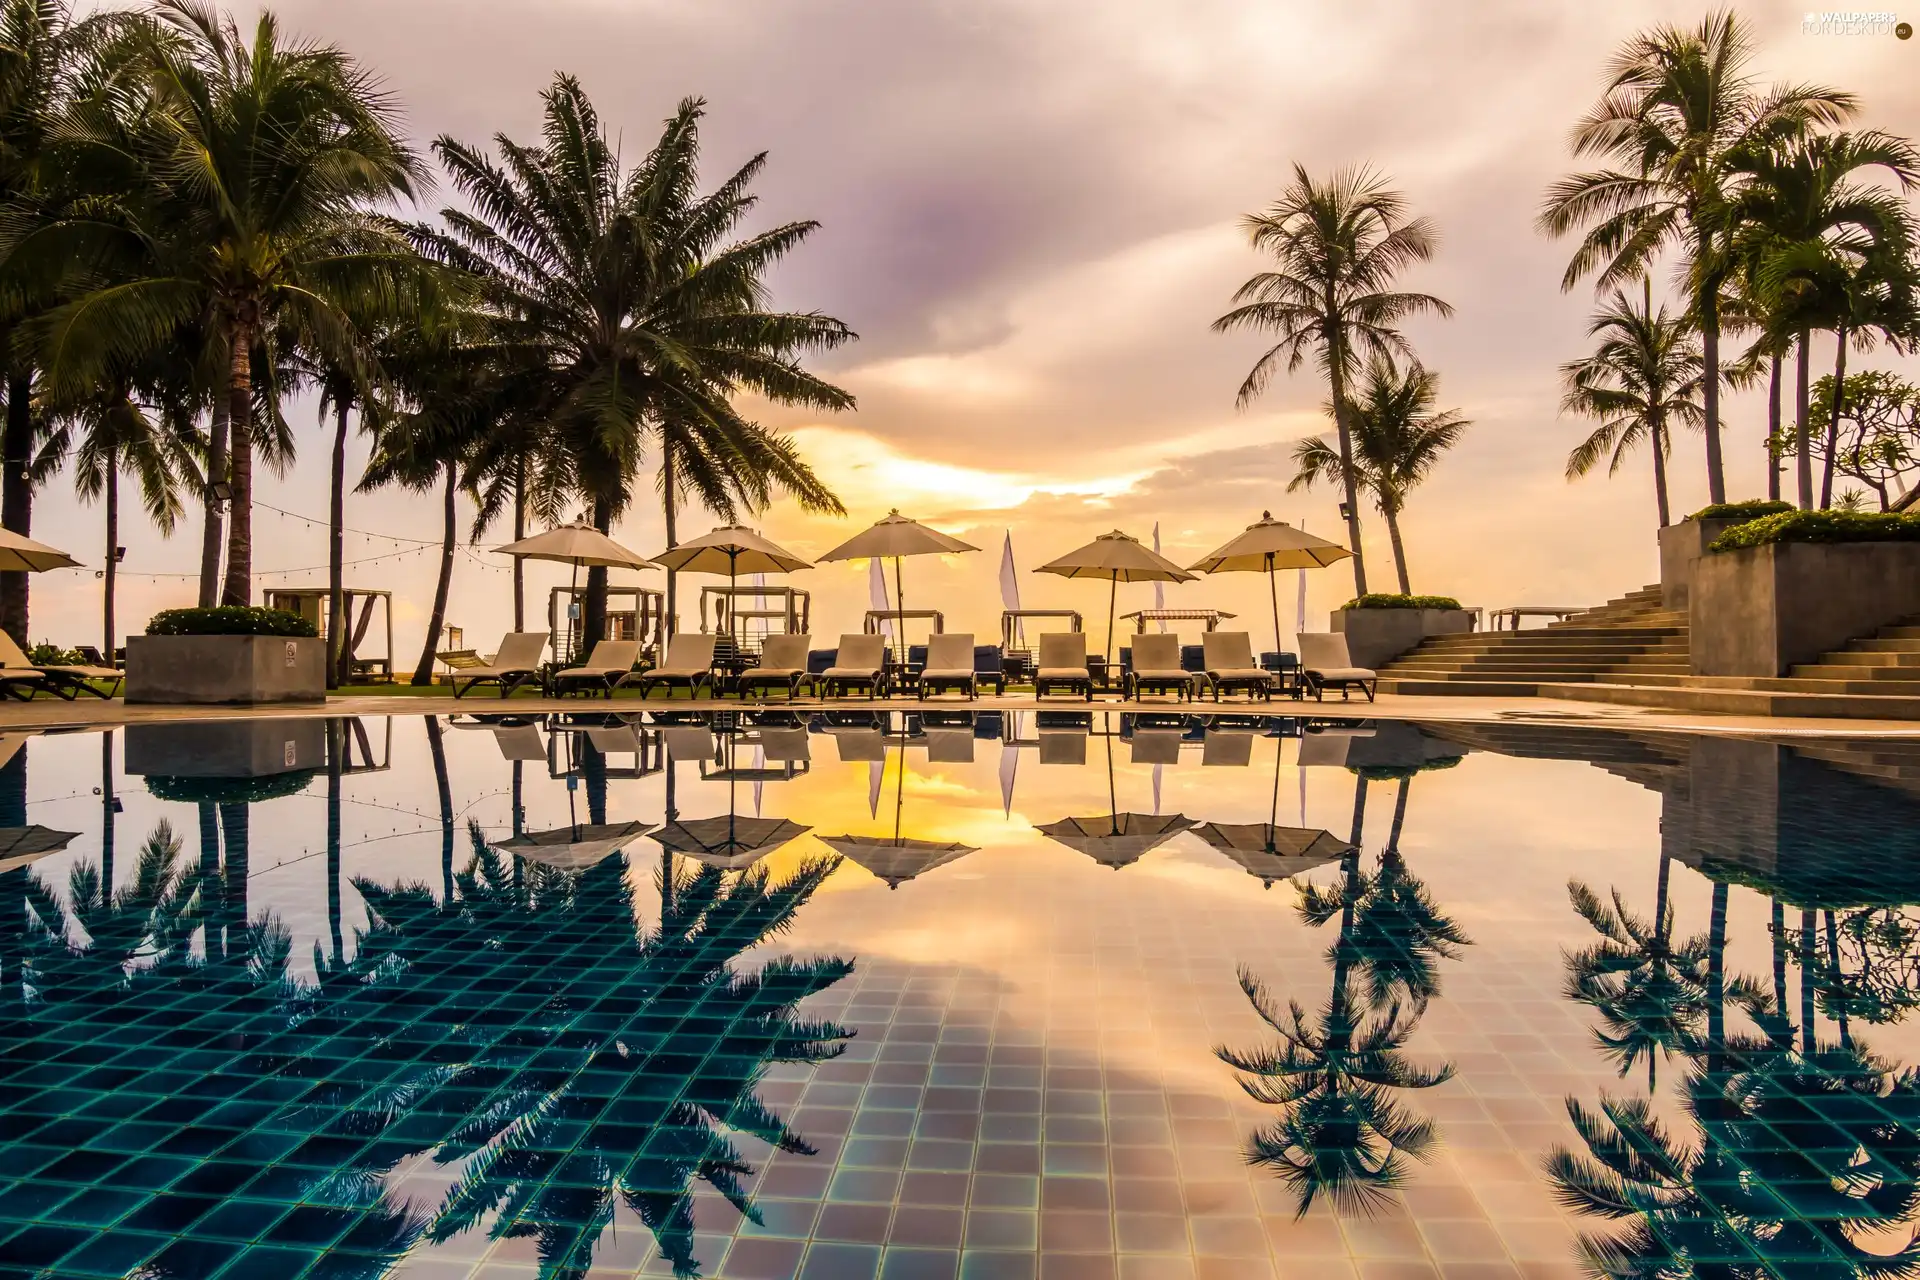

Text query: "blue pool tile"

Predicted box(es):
[799, 1241, 882, 1280]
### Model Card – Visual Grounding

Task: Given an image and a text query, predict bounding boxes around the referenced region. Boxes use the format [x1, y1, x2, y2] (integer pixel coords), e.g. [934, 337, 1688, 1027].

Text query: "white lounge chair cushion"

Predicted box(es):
[1038, 667, 1091, 680]
[921, 668, 974, 680]
[44, 665, 120, 680]
[746, 666, 805, 680]
[1311, 666, 1376, 681]
[823, 666, 881, 680]
[1210, 667, 1270, 681]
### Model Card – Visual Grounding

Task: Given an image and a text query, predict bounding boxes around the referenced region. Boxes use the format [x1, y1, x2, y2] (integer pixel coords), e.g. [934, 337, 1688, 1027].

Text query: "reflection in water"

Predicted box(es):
[13, 805, 853, 1279]
[1219, 759, 1468, 1217]
[1563, 880, 1712, 1090]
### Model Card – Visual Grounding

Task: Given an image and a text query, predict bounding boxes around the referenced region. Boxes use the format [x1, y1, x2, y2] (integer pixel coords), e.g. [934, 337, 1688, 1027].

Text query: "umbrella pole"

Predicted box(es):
[893, 729, 906, 846]
[1106, 576, 1117, 668]
[1267, 729, 1282, 853]
[1268, 553, 1282, 657]
[1106, 734, 1118, 836]
[892, 555, 905, 658]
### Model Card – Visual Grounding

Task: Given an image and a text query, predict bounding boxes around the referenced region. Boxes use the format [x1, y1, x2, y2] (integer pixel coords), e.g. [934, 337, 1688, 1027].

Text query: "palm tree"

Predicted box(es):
[1539, 10, 1856, 505]
[1214, 165, 1452, 596]
[47, 374, 196, 655]
[1288, 356, 1468, 593]
[1733, 129, 1920, 508]
[1559, 280, 1705, 529]
[25, 0, 431, 607]
[422, 79, 851, 643]
[0, 0, 126, 645]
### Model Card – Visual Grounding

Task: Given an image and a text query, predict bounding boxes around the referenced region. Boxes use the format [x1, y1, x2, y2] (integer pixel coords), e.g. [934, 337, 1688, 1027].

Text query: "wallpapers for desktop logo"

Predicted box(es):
[1802, 9, 1913, 36]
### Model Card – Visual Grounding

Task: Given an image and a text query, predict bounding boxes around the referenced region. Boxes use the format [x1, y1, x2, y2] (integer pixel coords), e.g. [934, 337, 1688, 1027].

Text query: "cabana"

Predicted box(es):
[698, 585, 811, 651]
[864, 609, 944, 636]
[1000, 609, 1082, 684]
[264, 588, 393, 683]
[548, 585, 666, 664]
[1119, 608, 1236, 634]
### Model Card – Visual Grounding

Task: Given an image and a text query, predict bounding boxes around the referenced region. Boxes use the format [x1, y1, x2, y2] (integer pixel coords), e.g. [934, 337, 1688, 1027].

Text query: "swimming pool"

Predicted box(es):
[4, 711, 1918, 1279]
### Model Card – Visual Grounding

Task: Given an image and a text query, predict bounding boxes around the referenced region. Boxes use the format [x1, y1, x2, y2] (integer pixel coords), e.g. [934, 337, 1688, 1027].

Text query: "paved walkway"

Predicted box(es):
[4, 691, 1919, 737]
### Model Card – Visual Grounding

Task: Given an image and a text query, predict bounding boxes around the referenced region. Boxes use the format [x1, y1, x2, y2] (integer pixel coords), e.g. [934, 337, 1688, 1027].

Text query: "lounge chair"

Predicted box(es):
[632, 634, 719, 700]
[1298, 633, 1379, 703]
[1202, 632, 1272, 702]
[443, 631, 548, 699]
[740, 634, 814, 701]
[1034, 633, 1093, 701]
[1201, 723, 1257, 766]
[918, 633, 978, 700]
[551, 640, 641, 698]
[821, 634, 887, 699]
[1126, 633, 1195, 702]
[0, 634, 119, 700]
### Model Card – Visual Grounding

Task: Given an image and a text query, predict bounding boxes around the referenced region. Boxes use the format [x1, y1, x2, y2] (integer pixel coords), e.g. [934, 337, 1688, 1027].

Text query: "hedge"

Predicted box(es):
[1708, 509, 1920, 552]
[145, 770, 318, 804]
[146, 605, 317, 637]
[1341, 593, 1464, 611]
[1690, 499, 1793, 522]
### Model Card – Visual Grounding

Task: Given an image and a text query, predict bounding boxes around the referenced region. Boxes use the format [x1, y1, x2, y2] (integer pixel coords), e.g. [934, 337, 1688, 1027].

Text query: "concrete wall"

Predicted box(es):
[124, 719, 328, 778]
[125, 635, 326, 704]
[1691, 541, 1920, 677]
[1658, 518, 1744, 609]
[1329, 608, 1474, 670]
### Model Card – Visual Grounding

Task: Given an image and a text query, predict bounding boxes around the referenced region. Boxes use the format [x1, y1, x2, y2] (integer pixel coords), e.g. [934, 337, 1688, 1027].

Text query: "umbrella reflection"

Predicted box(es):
[1037, 812, 1194, 870]
[820, 722, 978, 888]
[492, 819, 654, 872]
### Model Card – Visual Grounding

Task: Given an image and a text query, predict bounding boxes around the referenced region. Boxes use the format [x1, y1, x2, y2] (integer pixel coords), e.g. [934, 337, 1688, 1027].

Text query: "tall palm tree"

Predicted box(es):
[1214, 165, 1452, 596]
[1288, 356, 1468, 593]
[1559, 281, 1705, 529]
[46, 373, 196, 654]
[1539, 10, 1856, 505]
[1734, 129, 1920, 508]
[1563, 880, 1712, 1090]
[422, 79, 851, 643]
[24, 0, 431, 607]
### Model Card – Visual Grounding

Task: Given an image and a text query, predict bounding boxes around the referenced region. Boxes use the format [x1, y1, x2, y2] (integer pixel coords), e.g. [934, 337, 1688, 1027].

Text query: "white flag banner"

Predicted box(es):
[999, 531, 1021, 647]
[1151, 523, 1166, 630]
[753, 745, 765, 816]
[869, 758, 884, 817]
[1152, 762, 1162, 814]
[1295, 519, 1309, 643]
[999, 712, 1023, 817]
[869, 558, 891, 636]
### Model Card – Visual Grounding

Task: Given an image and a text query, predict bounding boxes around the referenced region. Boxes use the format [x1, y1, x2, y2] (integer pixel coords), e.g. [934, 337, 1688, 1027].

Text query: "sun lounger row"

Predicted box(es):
[434, 627, 1376, 703]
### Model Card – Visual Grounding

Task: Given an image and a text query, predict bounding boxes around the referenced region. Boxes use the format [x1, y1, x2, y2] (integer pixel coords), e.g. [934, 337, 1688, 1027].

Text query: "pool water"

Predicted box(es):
[4, 711, 1920, 1280]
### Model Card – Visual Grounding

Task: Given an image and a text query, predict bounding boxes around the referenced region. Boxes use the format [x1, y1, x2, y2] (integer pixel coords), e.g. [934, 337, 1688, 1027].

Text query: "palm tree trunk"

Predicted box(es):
[220, 321, 254, 607]
[426, 715, 453, 902]
[1795, 330, 1813, 510]
[1765, 351, 1782, 503]
[1698, 264, 1726, 505]
[1770, 898, 1787, 1018]
[99, 731, 114, 895]
[1825, 910, 1850, 1047]
[1821, 326, 1847, 509]
[1327, 351, 1369, 596]
[102, 455, 117, 657]
[1706, 881, 1729, 1073]
[1799, 908, 1817, 1054]
[512, 455, 526, 633]
[1385, 776, 1409, 854]
[1651, 418, 1672, 528]
[1, 371, 34, 648]
[411, 463, 457, 686]
[219, 801, 249, 948]
[661, 447, 678, 638]
[327, 397, 350, 690]
[583, 739, 607, 826]
[199, 394, 228, 607]
[326, 719, 342, 966]
[1384, 505, 1411, 594]
[583, 493, 612, 656]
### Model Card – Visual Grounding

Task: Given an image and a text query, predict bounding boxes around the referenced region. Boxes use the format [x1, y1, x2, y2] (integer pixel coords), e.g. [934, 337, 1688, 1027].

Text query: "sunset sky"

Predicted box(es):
[37, 0, 1920, 659]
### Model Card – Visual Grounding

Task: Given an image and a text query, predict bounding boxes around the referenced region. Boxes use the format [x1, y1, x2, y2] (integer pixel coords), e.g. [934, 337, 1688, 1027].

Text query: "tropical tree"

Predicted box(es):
[1732, 129, 1920, 507]
[1559, 280, 1705, 528]
[422, 79, 851, 643]
[1563, 880, 1713, 1090]
[1214, 164, 1452, 596]
[1539, 10, 1856, 505]
[1288, 356, 1468, 593]
[24, 0, 432, 608]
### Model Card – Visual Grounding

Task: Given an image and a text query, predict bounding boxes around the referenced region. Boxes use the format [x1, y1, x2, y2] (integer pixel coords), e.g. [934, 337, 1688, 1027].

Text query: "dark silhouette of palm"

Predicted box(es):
[1548, 987, 1920, 1278]
[1563, 880, 1713, 1089]
[1219, 968, 1453, 1218]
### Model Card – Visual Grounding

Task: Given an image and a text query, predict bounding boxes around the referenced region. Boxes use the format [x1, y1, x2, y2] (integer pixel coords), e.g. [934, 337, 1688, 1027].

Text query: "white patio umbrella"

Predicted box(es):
[495, 521, 656, 656]
[1035, 530, 1196, 665]
[819, 510, 978, 633]
[1188, 512, 1352, 654]
[650, 526, 811, 637]
[0, 528, 80, 573]
[493, 820, 654, 872]
[819, 722, 977, 888]
[0, 824, 78, 875]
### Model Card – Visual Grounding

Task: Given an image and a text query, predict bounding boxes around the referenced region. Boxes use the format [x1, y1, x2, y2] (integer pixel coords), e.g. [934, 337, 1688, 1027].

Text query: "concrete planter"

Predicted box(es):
[125, 634, 326, 705]
[1329, 607, 1474, 670]
[1658, 517, 1746, 609]
[124, 719, 327, 778]
[1691, 540, 1920, 677]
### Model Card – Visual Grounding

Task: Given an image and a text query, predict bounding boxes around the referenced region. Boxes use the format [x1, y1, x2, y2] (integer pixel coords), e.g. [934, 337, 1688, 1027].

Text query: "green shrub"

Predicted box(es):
[144, 771, 318, 804]
[1708, 509, 1920, 552]
[1690, 498, 1793, 522]
[145, 605, 317, 638]
[28, 643, 82, 665]
[1341, 593, 1464, 611]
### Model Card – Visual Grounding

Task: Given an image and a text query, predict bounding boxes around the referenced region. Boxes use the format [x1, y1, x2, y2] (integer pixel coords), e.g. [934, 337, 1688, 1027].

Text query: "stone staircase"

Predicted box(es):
[1377, 586, 1690, 696]
[1419, 720, 1689, 793]
[1553, 613, 1920, 720]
